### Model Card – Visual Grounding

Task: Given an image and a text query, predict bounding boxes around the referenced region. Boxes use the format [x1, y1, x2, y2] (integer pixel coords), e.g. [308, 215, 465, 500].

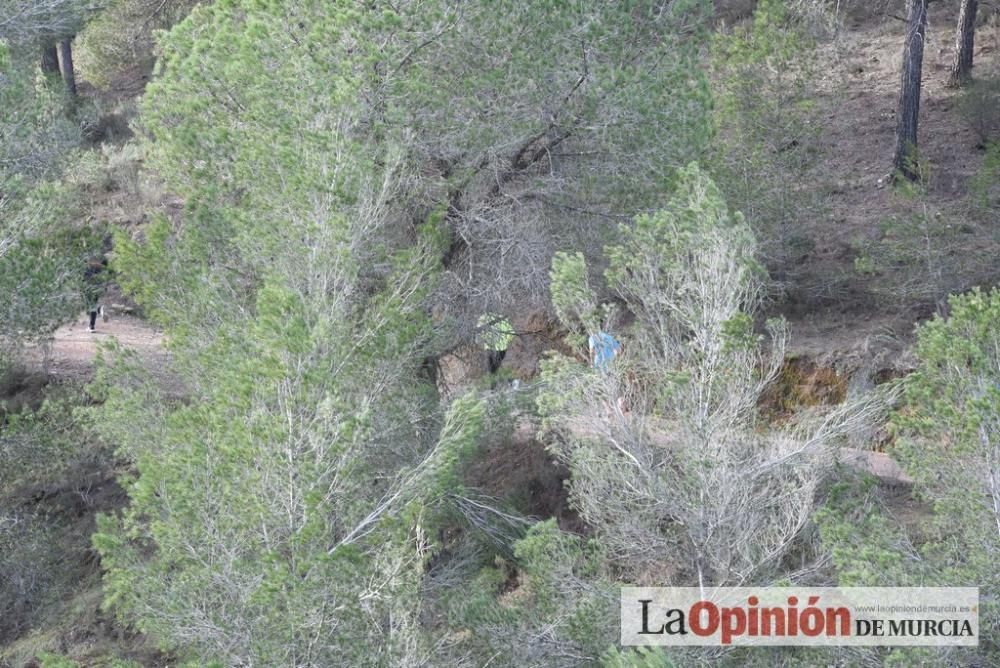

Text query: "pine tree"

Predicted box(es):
[948, 0, 978, 87]
[892, 0, 929, 182]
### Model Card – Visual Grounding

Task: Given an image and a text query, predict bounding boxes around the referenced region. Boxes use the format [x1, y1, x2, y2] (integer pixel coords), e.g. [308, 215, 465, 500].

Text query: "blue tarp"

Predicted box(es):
[589, 331, 621, 371]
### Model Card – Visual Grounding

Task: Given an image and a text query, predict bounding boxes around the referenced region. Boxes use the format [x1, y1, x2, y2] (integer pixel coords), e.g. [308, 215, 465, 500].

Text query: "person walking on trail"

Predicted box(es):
[477, 312, 514, 374]
[589, 330, 621, 372]
[83, 258, 107, 333]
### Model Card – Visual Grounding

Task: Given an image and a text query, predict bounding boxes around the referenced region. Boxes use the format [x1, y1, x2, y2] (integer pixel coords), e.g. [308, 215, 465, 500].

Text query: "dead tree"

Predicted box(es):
[948, 0, 978, 87]
[892, 0, 929, 182]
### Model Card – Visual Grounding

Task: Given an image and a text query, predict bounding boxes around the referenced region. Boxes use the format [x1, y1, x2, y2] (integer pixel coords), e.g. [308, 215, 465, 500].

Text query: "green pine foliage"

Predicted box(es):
[90, 3, 495, 663]
[445, 519, 617, 667]
[90, 266, 485, 663]
[891, 289, 1000, 654]
[91, 5, 724, 659]
[130, 0, 716, 327]
[813, 289, 1000, 661]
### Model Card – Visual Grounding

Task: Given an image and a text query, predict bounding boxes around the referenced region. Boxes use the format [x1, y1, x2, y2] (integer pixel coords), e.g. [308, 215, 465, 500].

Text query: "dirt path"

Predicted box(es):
[23, 310, 178, 395]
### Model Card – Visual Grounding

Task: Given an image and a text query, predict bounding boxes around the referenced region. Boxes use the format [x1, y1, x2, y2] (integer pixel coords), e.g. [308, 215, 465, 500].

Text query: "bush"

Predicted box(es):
[63, 142, 143, 196]
[443, 520, 617, 667]
[0, 389, 97, 646]
[969, 141, 1000, 217]
[893, 288, 1000, 592]
[851, 178, 991, 309]
[0, 200, 104, 368]
[957, 77, 1000, 146]
[37, 653, 80, 668]
[812, 288, 1000, 662]
[0, 392, 89, 496]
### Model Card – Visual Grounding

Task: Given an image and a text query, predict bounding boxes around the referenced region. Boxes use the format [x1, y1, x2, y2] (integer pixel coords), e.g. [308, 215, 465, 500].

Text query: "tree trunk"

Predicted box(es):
[892, 0, 928, 182]
[948, 0, 978, 87]
[41, 44, 60, 74]
[58, 39, 77, 97]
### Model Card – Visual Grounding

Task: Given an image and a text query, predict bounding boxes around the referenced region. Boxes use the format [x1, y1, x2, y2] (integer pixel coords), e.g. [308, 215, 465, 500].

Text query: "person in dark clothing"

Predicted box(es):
[83, 259, 106, 333]
[487, 347, 504, 374]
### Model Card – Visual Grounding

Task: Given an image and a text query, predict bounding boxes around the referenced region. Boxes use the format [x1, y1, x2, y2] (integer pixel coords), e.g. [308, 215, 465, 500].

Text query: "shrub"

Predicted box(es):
[443, 520, 617, 667]
[0, 195, 103, 368]
[811, 288, 1000, 663]
[0, 389, 97, 646]
[957, 77, 1000, 146]
[892, 288, 1000, 600]
[37, 653, 80, 668]
[851, 178, 991, 310]
[969, 141, 1000, 217]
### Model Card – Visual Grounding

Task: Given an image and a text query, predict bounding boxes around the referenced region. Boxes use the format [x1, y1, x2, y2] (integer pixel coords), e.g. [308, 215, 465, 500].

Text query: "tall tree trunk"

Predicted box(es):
[58, 39, 77, 97]
[41, 44, 60, 74]
[892, 0, 928, 182]
[948, 0, 978, 87]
